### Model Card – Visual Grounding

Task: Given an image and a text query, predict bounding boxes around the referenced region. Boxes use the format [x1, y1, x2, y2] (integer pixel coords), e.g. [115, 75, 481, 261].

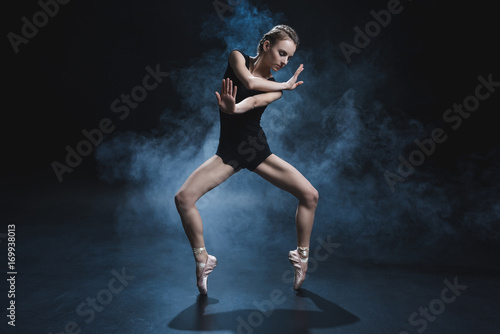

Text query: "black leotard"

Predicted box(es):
[215, 49, 280, 172]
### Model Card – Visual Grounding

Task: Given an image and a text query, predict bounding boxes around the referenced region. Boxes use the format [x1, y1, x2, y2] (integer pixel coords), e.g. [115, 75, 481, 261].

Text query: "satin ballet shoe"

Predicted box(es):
[288, 247, 309, 290]
[196, 254, 217, 294]
[193, 247, 217, 295]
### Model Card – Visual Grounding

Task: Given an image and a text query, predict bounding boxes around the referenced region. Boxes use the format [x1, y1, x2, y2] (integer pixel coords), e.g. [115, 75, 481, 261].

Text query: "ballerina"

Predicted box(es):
[175, 24, 318, 294]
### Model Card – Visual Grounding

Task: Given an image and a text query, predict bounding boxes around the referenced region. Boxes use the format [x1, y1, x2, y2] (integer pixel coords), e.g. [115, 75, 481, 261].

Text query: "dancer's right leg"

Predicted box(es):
[174, 155, 237, 276]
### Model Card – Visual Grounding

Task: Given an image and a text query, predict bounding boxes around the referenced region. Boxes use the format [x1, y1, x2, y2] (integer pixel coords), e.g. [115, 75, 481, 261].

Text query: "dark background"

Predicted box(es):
[4, 0, 499, 178]
[2, 0, 499, 269]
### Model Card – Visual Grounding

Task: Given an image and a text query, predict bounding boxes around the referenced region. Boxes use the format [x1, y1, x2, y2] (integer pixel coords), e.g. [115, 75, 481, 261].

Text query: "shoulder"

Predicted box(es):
[228, 49, 249, 72]
[228, 49, 247, 61]
[229, 48, 245, 56]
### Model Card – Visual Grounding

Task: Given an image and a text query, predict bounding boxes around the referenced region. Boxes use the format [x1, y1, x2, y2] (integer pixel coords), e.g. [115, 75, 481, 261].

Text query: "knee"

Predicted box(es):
[301, 187, 319, 208]
[174, 189, 195, 211]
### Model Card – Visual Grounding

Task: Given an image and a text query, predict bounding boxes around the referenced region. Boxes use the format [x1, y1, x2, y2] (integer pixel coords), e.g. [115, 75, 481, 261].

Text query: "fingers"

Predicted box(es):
[221, 78, 236, 96]
[295, 64, 304, 77]
[293, 81, 304, 89]
[233, 84, 237, 98]
[215, 91, 220, 103]
[289, 81, 304, 90]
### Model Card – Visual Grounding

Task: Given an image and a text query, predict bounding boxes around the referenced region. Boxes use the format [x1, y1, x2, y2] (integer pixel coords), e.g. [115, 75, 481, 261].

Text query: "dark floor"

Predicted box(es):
[2, 175, 499, 334]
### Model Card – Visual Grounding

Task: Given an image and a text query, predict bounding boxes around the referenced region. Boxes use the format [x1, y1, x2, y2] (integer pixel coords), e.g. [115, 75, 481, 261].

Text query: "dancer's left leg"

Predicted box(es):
[251, 154, 319, 253]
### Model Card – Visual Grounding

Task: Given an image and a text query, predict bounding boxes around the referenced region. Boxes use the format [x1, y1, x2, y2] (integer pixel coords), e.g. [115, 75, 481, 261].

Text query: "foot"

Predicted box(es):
[288, 246, 309, 290]
[193, 247, 217, 295]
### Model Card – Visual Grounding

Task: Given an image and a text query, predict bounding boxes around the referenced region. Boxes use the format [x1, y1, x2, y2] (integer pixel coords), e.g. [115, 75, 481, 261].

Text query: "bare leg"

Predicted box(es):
[175, 155, 238, 275]
[252, 154, 319, 258]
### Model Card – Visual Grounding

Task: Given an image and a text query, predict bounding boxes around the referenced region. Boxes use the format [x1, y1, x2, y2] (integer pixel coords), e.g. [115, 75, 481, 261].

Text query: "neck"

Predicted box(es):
[250, 54, 270, 79]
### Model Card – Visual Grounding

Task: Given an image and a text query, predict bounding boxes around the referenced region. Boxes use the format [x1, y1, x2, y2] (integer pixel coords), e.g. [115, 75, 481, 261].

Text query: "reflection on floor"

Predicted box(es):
[3, 177, 499, 334]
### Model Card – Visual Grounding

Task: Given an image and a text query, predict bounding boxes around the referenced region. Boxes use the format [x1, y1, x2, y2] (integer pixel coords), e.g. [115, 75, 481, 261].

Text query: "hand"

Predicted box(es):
[285, 64, 305, 90]
[215, 78, 238, 114]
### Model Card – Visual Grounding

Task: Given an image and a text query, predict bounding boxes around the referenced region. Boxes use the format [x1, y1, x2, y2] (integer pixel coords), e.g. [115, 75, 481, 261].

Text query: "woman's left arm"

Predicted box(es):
[215, 78, 283, 114]
[233, 91, 282, 114]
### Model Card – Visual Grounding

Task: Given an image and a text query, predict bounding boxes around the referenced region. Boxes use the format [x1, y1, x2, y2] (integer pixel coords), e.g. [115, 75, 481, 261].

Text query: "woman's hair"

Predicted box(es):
[256, 25, 300, 57]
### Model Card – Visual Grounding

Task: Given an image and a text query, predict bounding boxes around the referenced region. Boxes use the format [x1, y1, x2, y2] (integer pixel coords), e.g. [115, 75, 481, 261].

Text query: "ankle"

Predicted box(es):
[193, 247, 207, 262]
[297, 246, 309, 259]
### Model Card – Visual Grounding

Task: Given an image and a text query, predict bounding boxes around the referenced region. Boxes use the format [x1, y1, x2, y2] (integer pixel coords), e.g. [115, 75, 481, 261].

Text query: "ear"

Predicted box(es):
[264, 40, 271, 51]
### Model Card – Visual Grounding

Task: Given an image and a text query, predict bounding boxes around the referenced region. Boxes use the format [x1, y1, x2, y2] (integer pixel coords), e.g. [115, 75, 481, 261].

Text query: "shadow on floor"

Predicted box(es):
[169, 288, 359, 333]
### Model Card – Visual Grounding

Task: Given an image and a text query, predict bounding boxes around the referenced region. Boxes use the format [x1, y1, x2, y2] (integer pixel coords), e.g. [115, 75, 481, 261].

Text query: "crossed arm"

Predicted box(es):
[235, 91, 283, 114]
[214, 50, 304, 113]
[215, 78, 282, 114]
[228, 50, 304, 92]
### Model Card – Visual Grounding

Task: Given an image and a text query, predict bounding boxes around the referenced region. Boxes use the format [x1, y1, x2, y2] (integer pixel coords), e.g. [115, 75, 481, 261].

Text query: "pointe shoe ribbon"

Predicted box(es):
[196, 254, 217, 295]
[288, 249, 308, 290]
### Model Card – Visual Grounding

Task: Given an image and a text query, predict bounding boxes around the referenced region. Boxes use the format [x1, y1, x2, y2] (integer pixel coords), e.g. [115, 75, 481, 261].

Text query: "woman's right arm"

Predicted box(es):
[234, 91, 283, 114]
[228, 50, 304, 92]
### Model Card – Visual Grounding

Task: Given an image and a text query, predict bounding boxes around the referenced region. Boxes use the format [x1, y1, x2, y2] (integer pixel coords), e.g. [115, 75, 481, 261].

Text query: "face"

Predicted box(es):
[263, 38, 296, 71]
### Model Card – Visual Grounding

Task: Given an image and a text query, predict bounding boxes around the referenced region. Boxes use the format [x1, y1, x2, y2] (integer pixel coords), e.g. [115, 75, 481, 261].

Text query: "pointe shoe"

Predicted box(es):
[288, 249, 308, 290]
[196, 253, 217, 295]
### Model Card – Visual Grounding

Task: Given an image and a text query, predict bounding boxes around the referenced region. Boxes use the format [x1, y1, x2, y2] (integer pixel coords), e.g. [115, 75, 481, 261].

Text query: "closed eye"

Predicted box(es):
[279, 50, 293, 60]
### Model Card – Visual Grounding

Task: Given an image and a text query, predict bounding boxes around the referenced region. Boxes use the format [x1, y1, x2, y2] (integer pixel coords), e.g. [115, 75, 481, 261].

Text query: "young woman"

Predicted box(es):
[174, 25, 319, 294]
